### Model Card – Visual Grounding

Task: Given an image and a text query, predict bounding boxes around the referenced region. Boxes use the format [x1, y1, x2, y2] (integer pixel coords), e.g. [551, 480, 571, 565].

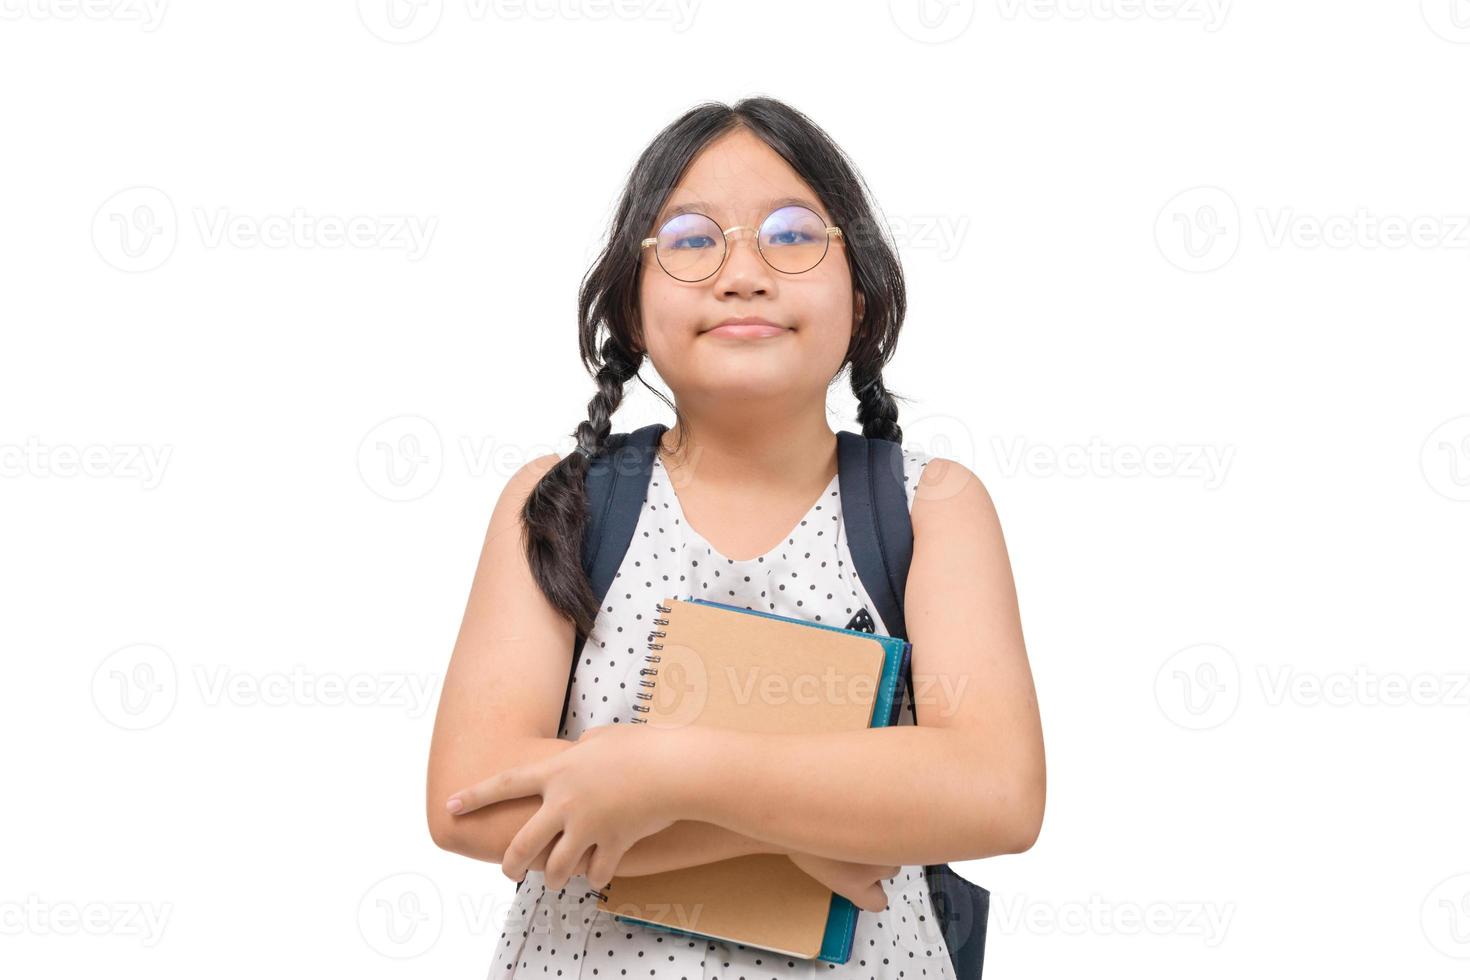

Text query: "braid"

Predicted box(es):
[521, 334, 644, 636]
[850, 361, 903, 445]
[573, 335, 641, 456]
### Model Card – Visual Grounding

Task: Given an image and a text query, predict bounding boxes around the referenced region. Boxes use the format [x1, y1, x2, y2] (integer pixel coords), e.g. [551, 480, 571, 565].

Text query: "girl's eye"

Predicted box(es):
[765, 229, 816, 246]
[669, 235, 718, 250]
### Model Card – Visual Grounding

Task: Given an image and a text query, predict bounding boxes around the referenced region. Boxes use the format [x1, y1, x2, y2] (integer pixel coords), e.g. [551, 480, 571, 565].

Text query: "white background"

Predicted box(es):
[2, 1, 1467, 977]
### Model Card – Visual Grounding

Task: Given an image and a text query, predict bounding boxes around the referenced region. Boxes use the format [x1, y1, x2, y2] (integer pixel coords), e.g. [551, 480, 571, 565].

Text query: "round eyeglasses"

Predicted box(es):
[640, 205, 844, 282]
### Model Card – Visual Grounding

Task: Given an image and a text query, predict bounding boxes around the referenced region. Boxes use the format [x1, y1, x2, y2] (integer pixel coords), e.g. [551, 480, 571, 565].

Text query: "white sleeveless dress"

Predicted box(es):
[488, 443, 956, 980]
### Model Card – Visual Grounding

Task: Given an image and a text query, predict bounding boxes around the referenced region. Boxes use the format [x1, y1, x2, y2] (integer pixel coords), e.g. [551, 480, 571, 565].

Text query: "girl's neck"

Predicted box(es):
[658, 405, 838, 491]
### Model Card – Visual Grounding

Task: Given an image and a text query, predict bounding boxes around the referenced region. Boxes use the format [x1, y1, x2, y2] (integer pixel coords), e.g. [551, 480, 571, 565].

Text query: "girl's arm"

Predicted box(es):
[426, 455, 797, 873]
[661, 458, 1045, 865]
[437, 734, 781, 875]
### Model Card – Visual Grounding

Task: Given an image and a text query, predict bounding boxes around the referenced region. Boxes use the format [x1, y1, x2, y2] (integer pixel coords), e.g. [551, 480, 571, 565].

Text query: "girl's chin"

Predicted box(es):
[690, 370, 805, 396]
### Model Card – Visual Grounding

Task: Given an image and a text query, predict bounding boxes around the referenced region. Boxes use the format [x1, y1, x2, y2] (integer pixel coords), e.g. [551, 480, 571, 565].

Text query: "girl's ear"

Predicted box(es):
[853, 290, 866, 325]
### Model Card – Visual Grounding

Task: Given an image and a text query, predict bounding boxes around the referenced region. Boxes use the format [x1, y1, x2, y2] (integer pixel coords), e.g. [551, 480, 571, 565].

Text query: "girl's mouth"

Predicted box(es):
[702, 318, 791, 340]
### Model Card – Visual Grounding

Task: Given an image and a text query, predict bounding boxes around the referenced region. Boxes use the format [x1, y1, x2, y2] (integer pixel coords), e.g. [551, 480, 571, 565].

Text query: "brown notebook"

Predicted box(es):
[590, 595, 912, 962]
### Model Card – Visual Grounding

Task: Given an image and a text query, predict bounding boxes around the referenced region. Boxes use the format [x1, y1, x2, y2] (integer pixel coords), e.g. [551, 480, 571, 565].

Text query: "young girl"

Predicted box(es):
[427, 97, 1045, 980]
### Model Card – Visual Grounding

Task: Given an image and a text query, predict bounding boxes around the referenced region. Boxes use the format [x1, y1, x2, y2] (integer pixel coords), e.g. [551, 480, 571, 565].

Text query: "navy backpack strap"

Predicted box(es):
[835, 430, 913, 640]
[558, 422, 668, 736]
[581, 423, 667, 603]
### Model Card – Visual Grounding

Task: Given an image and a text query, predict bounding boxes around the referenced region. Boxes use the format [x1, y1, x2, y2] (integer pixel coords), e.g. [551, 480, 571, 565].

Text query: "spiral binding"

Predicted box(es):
[629, 601, 671, 724]
[585, 600, 673, 902]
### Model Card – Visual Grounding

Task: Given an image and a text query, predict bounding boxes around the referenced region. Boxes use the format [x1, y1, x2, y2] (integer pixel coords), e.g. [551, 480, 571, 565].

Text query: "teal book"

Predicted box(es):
[590, 595, 912, 963]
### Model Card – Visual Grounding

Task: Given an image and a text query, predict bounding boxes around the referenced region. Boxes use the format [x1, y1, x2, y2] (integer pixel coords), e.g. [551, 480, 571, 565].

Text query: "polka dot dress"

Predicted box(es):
[488, 444, 956, 980]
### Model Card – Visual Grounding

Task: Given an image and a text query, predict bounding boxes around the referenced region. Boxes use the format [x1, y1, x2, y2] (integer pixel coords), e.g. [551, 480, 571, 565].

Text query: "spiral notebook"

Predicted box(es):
[589, 595, 912, 964]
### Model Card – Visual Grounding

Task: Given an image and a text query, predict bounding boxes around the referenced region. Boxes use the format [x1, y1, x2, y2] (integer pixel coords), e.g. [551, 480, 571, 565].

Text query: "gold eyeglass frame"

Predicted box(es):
[640, 205, 844, 282]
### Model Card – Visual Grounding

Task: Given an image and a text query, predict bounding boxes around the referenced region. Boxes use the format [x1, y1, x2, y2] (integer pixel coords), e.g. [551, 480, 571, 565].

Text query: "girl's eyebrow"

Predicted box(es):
[656, 195, 825, 225]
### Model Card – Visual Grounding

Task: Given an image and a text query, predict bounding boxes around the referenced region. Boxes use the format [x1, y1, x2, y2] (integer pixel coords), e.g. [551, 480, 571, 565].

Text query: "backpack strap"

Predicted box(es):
[559, 422, 668, 735]
[835, 430, 913, 641]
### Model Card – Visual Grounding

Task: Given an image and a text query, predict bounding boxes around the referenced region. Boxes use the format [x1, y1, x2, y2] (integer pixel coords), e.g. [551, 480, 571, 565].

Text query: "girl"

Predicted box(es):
[427, 97, 1045, 980]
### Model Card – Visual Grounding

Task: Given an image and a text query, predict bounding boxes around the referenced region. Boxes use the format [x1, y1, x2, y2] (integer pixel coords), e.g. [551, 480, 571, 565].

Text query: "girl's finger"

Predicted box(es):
[528, 839, 556, 873]
[855, 882, 888, 913]
[543, 829, 594, 890]
[501, 805, 565, 882]
[584, 841, 629, 891]
[446, 765, 542, 816]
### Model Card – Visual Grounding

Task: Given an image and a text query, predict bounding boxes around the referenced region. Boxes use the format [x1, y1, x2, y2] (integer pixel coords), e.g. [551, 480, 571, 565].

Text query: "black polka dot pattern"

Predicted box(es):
[488, 448, 953, 980]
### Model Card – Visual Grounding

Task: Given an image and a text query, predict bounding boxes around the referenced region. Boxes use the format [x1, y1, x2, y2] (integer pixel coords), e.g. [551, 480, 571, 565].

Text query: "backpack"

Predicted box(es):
[562, 421, 991, 980]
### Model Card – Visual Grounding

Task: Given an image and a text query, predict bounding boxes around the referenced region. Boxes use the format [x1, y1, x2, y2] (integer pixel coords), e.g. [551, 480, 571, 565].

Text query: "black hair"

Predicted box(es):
[521, 96, 910, 635]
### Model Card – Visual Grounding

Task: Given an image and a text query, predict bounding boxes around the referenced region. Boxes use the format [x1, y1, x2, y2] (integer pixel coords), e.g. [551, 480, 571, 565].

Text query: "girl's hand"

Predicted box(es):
[787, 852, 899, 913]
[445, 723, 680, 890]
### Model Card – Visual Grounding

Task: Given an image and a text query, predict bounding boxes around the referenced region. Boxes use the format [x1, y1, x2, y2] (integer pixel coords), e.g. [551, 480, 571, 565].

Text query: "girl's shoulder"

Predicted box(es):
[903, 446, 996, 538]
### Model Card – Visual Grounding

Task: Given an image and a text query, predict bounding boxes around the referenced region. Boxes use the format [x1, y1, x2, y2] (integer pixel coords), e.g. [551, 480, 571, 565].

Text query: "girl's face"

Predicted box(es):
[638, 128, 859, 405]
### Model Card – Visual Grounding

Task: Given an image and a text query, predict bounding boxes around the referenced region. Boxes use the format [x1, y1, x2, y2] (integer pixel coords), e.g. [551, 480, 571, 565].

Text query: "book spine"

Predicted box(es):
[887, 641, 913, 728]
